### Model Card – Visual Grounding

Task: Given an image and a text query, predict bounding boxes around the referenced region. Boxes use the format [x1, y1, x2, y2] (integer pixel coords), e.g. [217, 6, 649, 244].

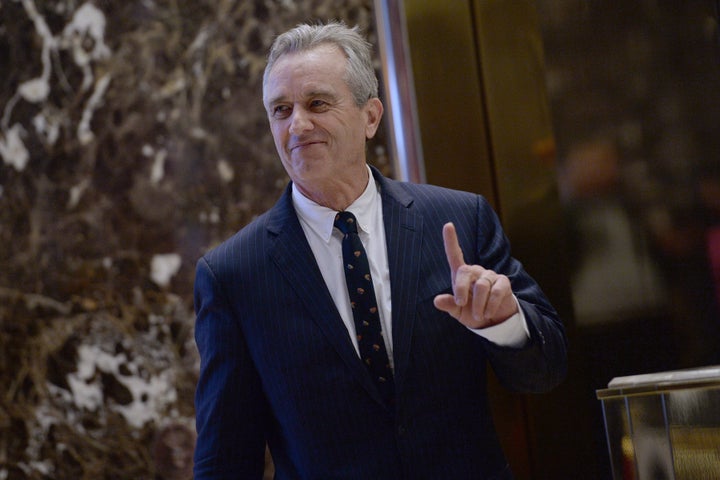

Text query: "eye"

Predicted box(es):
[309, 99, 329, 111]
[272, 105, 291, 119]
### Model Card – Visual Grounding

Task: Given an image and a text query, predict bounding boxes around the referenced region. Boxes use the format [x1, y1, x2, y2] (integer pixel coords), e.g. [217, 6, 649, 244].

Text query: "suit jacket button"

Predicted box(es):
[397, 425, 406, 436]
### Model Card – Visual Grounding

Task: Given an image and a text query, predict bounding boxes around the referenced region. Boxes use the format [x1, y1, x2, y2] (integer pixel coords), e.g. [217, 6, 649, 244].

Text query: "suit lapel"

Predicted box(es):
[375, 169, 423, 394]
[265, 185, 385, 404]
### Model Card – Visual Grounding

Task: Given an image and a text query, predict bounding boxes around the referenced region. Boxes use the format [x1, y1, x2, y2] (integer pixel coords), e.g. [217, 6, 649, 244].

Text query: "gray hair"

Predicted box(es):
[263, 22, 378, 106]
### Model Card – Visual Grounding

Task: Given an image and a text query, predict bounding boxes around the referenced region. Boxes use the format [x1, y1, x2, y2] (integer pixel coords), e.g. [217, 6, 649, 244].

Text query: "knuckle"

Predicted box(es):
[456, 264, 473, 276]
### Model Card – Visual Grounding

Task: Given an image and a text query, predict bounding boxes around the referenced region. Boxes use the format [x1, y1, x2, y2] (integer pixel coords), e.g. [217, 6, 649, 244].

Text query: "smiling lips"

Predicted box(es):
[290, 139, 325, 152]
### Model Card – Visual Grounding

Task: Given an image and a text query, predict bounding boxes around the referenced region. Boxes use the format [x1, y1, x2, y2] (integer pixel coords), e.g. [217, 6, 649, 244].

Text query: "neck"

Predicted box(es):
[295, 167, 370, 211]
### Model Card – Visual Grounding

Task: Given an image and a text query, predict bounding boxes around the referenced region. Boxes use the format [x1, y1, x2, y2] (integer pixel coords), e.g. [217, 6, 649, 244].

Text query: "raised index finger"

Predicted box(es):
[442, 222, 466, 275]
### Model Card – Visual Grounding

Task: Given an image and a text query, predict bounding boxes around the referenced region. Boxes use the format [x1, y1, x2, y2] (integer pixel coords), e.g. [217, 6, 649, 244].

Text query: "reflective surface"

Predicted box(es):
[537, 0, 720, 352]
[536, 2, 720, 476]
[598, 368, 720, 479]
[373, 0, 425, 183]
[395, 1, 573, 477]
[389, 1, 720, 478]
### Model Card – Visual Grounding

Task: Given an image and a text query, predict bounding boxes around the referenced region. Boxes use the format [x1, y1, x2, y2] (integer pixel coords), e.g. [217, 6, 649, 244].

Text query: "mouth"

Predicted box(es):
[290, 140, 324, 152]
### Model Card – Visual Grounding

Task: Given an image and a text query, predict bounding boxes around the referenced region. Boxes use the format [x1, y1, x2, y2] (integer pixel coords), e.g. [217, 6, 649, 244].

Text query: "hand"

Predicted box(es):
[433, 222, 518, 329]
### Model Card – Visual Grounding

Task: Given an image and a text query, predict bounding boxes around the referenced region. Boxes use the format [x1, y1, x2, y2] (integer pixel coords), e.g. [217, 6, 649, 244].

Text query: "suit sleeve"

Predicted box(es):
[193, 257, 268, 479]
[473, 196, 568, 393]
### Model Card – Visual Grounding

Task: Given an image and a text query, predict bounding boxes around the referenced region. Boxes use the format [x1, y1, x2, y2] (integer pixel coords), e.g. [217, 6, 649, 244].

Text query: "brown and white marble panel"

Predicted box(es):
[0, 1, 389, 478]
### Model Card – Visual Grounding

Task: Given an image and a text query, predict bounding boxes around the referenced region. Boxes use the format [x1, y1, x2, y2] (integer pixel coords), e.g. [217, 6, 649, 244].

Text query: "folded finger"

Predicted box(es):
[472, 276, 493, 321]
[454, 264, 484, 306]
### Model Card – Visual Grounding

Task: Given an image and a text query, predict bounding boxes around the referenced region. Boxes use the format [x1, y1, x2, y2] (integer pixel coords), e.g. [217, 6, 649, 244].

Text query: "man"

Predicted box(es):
[193, 22, 567, 479]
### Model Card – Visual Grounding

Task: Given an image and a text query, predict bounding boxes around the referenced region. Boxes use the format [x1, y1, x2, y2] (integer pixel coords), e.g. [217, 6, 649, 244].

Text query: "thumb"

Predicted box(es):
[434, 293, 460, 317]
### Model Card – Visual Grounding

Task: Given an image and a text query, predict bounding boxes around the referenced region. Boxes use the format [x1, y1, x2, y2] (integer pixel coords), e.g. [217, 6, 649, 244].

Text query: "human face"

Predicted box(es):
[263, 44, 382, 203]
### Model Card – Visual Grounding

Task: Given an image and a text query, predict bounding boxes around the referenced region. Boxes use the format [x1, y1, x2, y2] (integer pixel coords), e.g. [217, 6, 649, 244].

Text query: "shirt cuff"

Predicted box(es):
[467, 296, 530, 348]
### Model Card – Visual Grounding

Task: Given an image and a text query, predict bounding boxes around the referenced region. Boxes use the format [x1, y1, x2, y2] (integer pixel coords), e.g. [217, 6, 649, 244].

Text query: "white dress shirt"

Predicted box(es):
[292, 166, 529, 368]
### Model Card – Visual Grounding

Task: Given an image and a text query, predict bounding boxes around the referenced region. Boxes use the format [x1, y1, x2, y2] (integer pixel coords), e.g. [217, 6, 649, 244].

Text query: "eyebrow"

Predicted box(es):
[265, 94, 284, 109]
[266, 88, 338, 108]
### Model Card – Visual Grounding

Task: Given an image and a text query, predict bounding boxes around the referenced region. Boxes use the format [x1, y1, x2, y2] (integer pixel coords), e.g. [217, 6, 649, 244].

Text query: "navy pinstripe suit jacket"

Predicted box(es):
[193, 166, 567, 479]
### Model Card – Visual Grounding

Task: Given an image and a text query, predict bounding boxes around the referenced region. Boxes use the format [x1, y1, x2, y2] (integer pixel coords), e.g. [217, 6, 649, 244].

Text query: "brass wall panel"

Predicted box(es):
[471, 0, 557, 218]
[402, 0, 496, 201]
[398, 1, 578, 478]
[470, 2, 583, 478]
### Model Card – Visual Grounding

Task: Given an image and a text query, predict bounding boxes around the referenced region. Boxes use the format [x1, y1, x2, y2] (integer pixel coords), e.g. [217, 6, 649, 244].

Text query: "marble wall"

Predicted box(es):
[0, 1, 388, 478]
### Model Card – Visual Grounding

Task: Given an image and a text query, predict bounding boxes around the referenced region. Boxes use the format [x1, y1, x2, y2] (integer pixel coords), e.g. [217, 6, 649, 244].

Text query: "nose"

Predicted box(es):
[288, 107, 313, 135]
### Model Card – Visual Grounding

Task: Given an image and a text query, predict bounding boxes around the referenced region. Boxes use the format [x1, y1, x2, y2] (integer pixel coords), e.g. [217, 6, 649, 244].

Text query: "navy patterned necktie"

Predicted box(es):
[334, 211, 394, 405]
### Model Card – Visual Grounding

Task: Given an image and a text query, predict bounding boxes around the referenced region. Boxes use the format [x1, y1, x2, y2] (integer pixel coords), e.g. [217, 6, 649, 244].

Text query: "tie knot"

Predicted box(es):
[334, 211, 358, 235]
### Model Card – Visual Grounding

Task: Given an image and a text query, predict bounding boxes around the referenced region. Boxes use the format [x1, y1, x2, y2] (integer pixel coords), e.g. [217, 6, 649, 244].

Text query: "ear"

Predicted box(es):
[363, 97, 384, 139]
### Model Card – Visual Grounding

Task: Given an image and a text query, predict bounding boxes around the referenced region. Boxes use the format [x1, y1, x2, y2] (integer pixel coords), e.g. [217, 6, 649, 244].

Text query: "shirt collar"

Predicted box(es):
[292, 165, 380, 243]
